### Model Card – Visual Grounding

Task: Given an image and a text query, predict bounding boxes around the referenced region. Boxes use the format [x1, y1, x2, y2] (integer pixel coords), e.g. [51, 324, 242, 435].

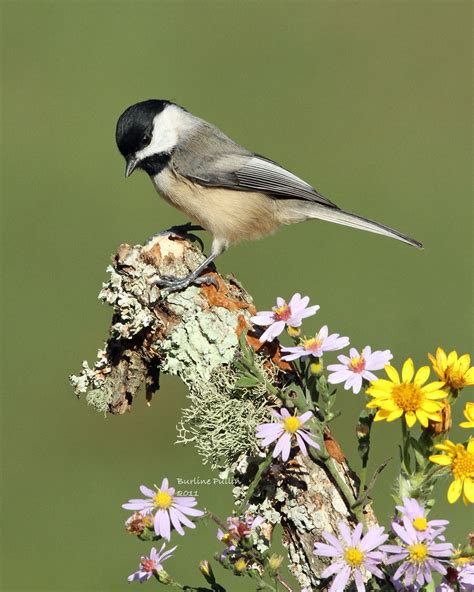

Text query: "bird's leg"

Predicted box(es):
[155, 237, 227, 295]
[156, 252, 218, 293]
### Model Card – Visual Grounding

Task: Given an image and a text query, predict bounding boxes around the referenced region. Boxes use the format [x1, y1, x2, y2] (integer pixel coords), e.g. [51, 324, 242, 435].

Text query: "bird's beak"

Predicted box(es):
[125, 156, 138, 178]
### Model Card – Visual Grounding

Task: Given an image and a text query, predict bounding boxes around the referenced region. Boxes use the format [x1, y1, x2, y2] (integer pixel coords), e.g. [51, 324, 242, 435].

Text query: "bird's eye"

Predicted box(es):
[141, 134, 151, 147]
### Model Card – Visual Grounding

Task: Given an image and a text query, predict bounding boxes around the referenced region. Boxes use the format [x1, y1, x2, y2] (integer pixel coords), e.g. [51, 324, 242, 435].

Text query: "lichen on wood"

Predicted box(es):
[69, 232, 377, 589]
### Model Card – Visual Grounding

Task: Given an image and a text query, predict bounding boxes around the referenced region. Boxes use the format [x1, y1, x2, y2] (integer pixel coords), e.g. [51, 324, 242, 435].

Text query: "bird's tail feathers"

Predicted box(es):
[302, 203, 423, 249]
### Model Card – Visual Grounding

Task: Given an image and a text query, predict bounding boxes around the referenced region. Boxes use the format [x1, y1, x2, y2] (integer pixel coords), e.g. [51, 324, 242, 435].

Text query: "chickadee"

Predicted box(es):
[116, 99, 422, 291]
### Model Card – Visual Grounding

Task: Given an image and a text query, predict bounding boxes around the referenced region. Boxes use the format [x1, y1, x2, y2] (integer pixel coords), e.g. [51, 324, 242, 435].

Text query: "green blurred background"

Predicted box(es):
[1, 1, 472, 590]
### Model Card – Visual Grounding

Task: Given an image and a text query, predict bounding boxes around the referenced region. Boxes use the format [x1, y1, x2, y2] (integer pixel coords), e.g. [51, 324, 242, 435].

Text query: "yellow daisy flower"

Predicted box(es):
[366, 358, 447, 428]
[428, 347, 474, 391]
[429, 439, 474, 504]
[460, 402, 474, 428]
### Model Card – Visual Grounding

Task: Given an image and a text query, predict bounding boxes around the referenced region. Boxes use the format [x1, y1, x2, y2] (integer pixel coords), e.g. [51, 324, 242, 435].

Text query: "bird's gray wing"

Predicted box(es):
[231, 154, 338, 207]
[172, 123, 338, 208]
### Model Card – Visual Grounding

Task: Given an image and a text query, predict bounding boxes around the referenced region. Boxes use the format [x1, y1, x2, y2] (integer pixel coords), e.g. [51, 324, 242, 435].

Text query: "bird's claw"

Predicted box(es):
[146, 223, 204, 246]
[169, 222, 204, 234]
[156, 273, 218, 295]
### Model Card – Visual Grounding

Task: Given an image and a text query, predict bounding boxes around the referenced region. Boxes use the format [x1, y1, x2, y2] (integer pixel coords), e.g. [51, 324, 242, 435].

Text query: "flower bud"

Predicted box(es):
[287, 326, 300, 338]
[241, 535, 255, 550]
[125, 512, 146, 535]
[199, 560, 215, 583]
[199, 560, 211, 577]
[310, 362, 324, 376]
[268, 553, 284, 571]
[234, 557, 247, 573]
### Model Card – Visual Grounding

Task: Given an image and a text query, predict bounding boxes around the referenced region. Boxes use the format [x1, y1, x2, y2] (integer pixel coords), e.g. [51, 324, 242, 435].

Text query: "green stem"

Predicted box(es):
[240, 451, 273, 510]
[401, 420, 410, 474]
[358, 465, 368, 501]
[153, 573, 184, 589]
[356, 407, 375, 500]
[316, 452, 363, 523]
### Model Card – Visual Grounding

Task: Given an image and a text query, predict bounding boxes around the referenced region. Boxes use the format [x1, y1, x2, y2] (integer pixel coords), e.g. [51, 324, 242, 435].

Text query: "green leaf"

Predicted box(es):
[238, 327, 254, 364]
[409, 436, 429, 471]
[235, 376, 261, 389]
[353, 457, 391, 508]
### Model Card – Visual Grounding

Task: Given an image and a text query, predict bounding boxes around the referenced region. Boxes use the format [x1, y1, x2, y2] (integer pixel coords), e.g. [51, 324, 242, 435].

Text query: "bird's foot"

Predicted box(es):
[146, 223, 204, 246]
[156, 272, 218, 296]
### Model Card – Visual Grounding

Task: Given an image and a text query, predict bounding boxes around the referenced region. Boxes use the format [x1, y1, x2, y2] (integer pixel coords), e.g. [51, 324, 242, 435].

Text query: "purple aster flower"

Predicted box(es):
[437, 562, 474, 592]
[327, 346, 393, 394]
[381, 517, 453, 589]
[437, 584, 455, 592]
[127, 543, 176, 583]
[459, 563, 474, 590]
[395, 497, 448, 541]
[281, 325, 349, 361]
[122, 478, 204, 540]
[313, 521, 388, 591]
[256, 408, 320, 461]
[250, 293, 319, 343]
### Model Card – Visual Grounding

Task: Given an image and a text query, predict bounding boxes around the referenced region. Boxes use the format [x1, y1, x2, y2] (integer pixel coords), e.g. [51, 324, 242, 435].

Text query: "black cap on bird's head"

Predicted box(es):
[116, 99, 171, 177]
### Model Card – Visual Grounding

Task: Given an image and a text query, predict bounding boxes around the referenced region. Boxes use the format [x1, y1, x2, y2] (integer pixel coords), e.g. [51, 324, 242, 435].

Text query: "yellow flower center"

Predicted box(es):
[273, 303, 291, 321]
[303, 337, 322, 353]
[349, 356, 366, 373]
[284, 416, 301, 433]
[407, 543, 428, 564]
[141, 558, 155, 573]
[344, 547, 364, 567]
[451, 449, 474, 481]
[454, 556, 471, 567]
[412, 517, 427, 531]
[153, 491, 173, 509]
[392, 383, 422, 412]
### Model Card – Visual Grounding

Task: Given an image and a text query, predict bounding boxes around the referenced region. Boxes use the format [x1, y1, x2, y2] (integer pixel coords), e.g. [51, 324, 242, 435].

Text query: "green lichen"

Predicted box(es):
[86, 388, 113, 415]
[161, 305, 240, 380]
[176, 357, 275, 468]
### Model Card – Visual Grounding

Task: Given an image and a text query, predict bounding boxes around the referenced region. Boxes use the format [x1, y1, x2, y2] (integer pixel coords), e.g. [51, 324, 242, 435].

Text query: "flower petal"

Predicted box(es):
[463, 477, 474, 503]
[414, 366, 430, 386]
[313, 542, 341, 557]
[385, 365, 400, 384]
[155, 509, 171, 540]
[402, 358, 414, 383]
[447, 479, 462, 503]
[429, 454, 452, 466]
[329, 565, 351, 592]
[140, 485, 156, 498]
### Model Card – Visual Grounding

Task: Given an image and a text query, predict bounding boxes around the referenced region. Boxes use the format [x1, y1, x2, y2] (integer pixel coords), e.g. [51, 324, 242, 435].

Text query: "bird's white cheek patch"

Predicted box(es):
[135, 105, 190, 160]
